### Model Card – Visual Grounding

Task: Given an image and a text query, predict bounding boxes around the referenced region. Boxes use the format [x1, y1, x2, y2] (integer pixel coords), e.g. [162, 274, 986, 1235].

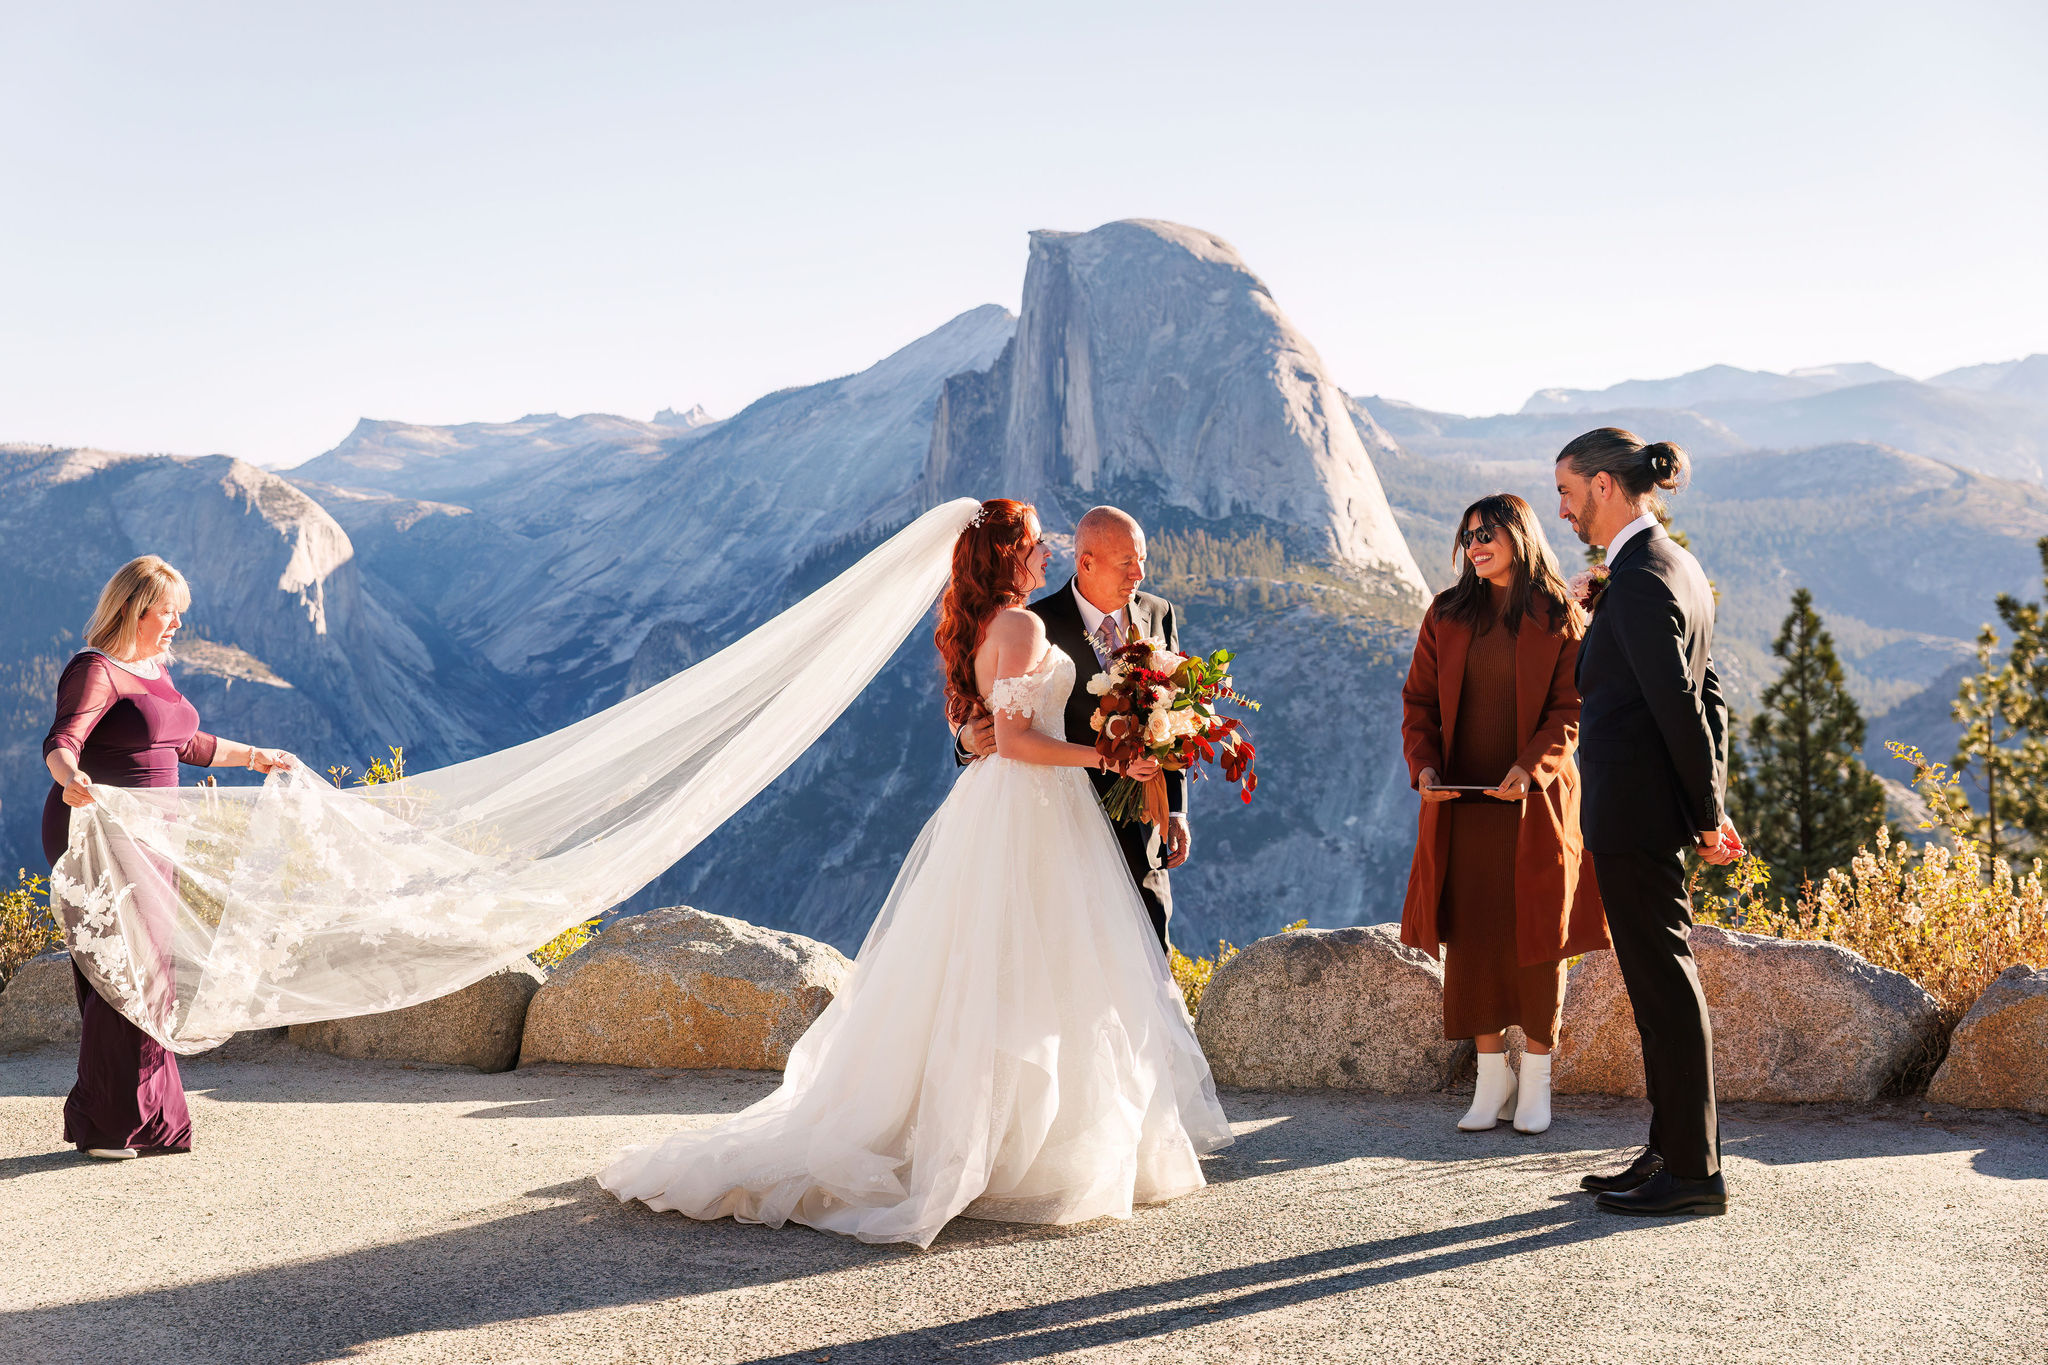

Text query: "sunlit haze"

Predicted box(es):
[4, 1, 2043, 466]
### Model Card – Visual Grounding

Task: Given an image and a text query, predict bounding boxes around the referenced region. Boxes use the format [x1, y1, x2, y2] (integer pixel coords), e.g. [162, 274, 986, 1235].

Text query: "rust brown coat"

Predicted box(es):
[1398, 601, 1609, 965]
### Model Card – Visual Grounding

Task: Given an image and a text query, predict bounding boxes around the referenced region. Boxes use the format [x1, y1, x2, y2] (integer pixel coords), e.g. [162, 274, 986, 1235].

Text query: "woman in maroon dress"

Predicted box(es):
[42, 556, 293, 1160]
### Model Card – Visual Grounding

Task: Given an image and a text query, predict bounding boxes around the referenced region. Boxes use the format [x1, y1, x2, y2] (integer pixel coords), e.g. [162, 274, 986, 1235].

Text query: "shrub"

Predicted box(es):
[532, 917, 601, 972]
[1, 868, 60, 988]
[329, 746, 407, 787]
[1169, 939, 1237, 1017]
[1698, 745, 2048, 1037]
[1171, 918, 1307, 1017]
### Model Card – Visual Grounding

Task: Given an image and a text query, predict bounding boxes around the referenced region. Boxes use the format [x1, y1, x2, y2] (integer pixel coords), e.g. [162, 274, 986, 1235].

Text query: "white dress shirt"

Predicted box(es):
[1073, 583, 1131, 662]
[1605, 512, 1660, 566]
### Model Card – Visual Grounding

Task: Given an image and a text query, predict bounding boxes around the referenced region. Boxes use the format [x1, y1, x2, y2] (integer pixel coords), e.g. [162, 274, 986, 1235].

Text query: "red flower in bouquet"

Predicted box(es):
[1088, 639, 1260, 827]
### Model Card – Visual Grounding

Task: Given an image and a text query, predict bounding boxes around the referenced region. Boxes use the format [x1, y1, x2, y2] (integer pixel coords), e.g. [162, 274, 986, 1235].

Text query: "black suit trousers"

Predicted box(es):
[1098, 794, 1171, 951]
[1590, 846, 1721, 1180]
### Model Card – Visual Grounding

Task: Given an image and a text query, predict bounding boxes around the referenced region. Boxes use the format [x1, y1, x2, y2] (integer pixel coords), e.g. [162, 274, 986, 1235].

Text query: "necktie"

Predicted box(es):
[1092, 615, 1124, 665]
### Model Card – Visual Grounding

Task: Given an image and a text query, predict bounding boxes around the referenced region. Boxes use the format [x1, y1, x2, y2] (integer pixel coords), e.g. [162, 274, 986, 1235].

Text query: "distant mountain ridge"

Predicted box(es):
[1520, 362, 1914, 415]
[1928, 354, 2048, 402]
[1393, 351, 2048, 486]
[5, 230, 2043, 954]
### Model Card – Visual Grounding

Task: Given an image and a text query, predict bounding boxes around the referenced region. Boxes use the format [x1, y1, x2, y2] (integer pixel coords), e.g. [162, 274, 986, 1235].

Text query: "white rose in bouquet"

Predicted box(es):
[1168, 707, 1203, 739]
[1143, 709, 1172, 745]
[1148, 648, 1187, 675]
[1086, 673, 1114, 696]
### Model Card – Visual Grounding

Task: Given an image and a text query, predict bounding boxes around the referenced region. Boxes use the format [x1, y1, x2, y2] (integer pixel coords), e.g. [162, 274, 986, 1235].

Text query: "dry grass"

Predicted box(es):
[0, 868, 60, 989]
[1697, 746, 2048, 1036]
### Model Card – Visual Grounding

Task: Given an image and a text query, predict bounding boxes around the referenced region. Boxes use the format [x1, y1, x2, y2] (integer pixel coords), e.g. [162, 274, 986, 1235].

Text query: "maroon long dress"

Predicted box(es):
[41, 650, 218, 1153]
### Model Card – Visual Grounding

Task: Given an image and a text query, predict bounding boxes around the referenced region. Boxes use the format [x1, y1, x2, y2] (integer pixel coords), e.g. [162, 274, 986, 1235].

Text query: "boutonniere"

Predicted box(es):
[1568, 564, 1611, 613]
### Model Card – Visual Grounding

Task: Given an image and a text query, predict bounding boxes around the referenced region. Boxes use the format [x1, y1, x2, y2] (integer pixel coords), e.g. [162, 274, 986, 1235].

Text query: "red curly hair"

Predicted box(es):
[936, 498, 1039, 725]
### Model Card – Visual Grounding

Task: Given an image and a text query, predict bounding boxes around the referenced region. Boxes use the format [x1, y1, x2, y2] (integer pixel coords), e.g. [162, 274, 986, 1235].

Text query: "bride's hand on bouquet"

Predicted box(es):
[1120, 756, 1162, 783]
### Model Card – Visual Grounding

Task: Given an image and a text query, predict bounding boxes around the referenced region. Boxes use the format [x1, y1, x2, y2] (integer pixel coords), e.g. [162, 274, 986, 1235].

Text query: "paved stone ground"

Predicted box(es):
[2, 1041, 2044, 1364]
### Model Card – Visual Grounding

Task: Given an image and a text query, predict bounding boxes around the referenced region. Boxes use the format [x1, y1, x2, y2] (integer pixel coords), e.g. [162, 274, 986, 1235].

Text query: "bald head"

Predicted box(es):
[1075, 505, 1142, 556]
[1074, 505, 1147, 614]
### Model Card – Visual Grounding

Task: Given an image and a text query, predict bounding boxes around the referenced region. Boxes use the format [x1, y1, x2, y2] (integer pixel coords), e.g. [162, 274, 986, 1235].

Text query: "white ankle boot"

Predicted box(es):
[1458, 1051, 1518, 1131]
[1514, 1051, 1553, 1134]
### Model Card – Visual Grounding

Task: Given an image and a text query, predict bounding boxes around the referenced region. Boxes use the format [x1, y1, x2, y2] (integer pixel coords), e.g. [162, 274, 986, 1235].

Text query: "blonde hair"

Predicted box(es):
[85, 556, 192, 660]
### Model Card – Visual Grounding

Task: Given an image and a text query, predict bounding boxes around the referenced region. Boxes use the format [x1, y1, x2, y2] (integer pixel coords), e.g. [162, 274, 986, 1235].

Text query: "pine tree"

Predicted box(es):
[1730, 588, 1886, 895]
[1951, 535, 2048, 857]
[1952, 626, 2025, 862]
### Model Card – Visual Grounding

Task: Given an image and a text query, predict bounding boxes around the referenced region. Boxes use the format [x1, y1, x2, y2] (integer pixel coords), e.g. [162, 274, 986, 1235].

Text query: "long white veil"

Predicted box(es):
[49, 497, 980, 1055]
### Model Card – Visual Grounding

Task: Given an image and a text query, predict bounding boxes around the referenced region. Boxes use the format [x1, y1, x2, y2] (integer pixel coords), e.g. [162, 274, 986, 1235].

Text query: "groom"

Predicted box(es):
[957, 505, 1189, 950]
[1556, 430, 1743, 1218]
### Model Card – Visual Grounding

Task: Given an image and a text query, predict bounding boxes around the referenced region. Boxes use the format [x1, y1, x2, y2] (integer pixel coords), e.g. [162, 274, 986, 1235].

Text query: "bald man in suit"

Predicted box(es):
[955, 506, 1188, 950]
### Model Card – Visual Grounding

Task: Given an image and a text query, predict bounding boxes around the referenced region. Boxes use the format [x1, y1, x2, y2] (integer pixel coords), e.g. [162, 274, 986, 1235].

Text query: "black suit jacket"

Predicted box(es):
[1030, 578, 1188, 817]
[1575, 527, 1728, 854]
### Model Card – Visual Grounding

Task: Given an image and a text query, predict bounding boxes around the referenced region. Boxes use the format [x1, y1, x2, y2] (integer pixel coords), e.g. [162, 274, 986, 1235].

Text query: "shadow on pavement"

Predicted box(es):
[736, 1200, 1644, 1364]
[0, 1176, 884, 1364]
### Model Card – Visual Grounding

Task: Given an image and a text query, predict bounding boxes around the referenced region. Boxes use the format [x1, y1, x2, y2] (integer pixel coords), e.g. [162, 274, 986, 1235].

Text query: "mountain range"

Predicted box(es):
[3, 223, 2043, 950]
[1510, 358, 2048, 483]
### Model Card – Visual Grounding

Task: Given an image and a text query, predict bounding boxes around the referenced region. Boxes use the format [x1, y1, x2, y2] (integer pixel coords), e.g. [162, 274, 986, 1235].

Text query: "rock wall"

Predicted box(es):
[1928, 964, 2048, 1114]
[520, 906, 849, 1070]
[1195, 924, 1468, 1093]
[1555, 926, 1941, 1103]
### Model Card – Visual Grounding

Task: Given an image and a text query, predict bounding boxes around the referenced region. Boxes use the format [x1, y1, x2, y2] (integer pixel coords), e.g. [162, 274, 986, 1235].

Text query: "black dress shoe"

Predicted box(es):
[1580, 1147, 1662, 1193]
[1594, 1169, 1727, 1217]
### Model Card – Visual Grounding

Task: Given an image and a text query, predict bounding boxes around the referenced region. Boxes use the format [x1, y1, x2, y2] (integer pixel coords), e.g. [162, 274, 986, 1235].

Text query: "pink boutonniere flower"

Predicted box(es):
[1569, 564, 1611, 613]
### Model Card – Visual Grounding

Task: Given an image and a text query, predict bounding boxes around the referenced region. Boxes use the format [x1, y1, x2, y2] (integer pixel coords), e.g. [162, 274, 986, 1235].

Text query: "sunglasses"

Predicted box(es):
[1458, 525, 1502, 549]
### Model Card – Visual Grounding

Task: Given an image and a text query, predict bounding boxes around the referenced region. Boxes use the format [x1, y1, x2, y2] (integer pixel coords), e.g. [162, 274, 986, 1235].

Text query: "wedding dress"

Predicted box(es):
[597, 644, 1234, 1247]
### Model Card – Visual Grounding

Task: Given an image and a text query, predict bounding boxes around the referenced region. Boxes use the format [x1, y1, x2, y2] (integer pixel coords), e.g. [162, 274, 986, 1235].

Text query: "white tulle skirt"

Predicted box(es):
[597, 755, 1234, 1248]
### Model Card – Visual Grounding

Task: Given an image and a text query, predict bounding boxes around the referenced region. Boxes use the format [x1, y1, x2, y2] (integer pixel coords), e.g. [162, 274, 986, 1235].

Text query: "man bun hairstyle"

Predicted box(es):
[1557, 427, 1691, 507]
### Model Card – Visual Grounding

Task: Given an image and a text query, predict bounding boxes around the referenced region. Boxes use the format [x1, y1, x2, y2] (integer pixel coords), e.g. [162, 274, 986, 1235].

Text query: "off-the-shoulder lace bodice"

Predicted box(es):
[984, 647, 1075, 741]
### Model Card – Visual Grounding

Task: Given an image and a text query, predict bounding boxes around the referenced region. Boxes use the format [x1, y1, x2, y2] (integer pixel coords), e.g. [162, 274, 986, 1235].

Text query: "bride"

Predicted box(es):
[597, 499, 1234, 1247]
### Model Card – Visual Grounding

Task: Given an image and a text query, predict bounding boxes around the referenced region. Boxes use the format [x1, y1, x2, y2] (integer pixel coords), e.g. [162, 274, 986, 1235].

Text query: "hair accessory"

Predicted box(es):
[968, 505, 991, 530]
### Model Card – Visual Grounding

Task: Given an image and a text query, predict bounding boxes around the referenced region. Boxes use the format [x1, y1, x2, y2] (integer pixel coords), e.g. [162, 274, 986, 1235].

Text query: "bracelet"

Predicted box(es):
[246, 749, 259, 770]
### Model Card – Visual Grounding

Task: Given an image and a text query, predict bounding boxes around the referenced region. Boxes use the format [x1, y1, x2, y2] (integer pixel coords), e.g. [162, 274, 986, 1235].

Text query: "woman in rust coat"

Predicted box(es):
[1400, 493, 1608, 1135]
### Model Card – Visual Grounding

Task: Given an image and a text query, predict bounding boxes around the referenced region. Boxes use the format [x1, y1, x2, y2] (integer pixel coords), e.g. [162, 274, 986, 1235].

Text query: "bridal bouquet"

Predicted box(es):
[1087, 639, 1260, 827]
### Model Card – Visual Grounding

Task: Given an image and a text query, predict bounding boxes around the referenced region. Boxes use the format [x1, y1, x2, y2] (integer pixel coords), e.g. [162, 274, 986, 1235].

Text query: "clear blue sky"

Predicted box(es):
[3, 1, 2043, 466]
